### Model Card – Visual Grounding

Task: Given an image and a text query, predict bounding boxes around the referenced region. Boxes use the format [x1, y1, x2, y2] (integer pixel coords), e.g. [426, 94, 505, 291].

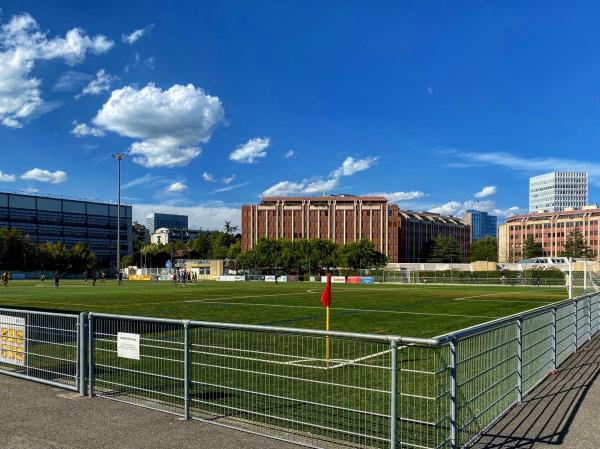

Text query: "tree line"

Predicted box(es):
[128, 221, 242, 268]
[0, 228, 96, 273]
[521, 229, 594, 259]
[236, 238, 388, 274]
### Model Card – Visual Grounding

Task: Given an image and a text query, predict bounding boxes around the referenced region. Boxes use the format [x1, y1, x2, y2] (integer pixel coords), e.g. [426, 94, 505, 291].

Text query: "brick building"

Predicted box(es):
[241, 195, 470, 263]
[498, 206, 600, 263]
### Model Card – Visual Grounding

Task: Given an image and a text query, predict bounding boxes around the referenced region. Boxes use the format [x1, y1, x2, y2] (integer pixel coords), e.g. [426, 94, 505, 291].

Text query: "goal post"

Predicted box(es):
[569, 259, 600, 298]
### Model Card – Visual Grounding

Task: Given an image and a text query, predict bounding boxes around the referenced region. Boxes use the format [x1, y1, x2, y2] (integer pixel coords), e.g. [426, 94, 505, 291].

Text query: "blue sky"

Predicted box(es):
[2, 1, 600, 229]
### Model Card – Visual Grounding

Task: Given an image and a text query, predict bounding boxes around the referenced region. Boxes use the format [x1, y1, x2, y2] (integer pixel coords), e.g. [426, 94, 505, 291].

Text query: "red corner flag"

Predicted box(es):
[321, 274, 332, 308]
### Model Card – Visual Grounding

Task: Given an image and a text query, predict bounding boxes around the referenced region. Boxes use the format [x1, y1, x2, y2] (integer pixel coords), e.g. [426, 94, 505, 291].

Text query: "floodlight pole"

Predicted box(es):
[112, 153, 127, 279]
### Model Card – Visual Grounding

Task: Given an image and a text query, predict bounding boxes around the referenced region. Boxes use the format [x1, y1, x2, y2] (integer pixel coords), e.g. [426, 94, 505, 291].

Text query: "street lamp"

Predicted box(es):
[112, 153, 127, 278]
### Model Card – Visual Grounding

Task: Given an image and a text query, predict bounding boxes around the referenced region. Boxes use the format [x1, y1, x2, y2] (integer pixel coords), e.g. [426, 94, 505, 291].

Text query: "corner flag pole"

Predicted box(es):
[321, 274, 332, 367]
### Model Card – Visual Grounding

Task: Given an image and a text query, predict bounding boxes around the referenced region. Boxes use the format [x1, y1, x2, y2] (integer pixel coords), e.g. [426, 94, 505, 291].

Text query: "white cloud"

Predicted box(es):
[164, 181, 187, 193]
[446, 150, 600, 185]
[22, 187, 38, 193]
[475, 185, 497, 198]
[262, 155, 377, 197]
[52, 71, 93, 92]
[222, 175, 235, 185]
[71, 122, 105, 137]
[202, 171, 215, 182]
[121, 25, 153, 45]
[133, 203, 240, 230]
[331, 156, 378, 177]
[0, 13, 113, 128]
[122, 173, 162, 190]
[284, 149, 294, 159]
[78, 69, 115, 97]
[20, 168, 67, 184]
[122, 29, 144, 44]
[364, 191, 427, 202]
[93, 83, 225, 168]
[428, 199, 522, 219]
[211, 182, 249, 194]
[262, 181, 307, 197]
[229, 137, 270, 164]
[0, 171, 16, 182]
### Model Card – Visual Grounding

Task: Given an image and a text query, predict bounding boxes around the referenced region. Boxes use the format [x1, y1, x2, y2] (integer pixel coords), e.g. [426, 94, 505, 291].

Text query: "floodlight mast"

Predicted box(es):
[112, 153, 127, 279]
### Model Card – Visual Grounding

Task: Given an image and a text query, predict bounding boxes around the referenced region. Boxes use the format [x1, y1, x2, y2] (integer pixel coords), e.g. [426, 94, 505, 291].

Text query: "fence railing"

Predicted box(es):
[0, 307, 81, 391]
[0, 293, 599, 449]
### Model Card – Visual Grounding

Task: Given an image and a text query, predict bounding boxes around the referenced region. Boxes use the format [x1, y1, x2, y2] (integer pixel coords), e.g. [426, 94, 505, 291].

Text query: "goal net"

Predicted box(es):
[570, 260, 600, 298]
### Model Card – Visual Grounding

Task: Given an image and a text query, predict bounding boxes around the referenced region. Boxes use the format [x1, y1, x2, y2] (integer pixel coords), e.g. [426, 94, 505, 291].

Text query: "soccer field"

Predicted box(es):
[0, 280, 568, 337]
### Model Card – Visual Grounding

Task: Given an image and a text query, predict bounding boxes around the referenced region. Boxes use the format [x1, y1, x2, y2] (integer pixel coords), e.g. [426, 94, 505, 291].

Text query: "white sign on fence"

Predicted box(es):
[117, 332, 140, 360]
[321, 276, 347, 283]
[0, 315, 26, 366]
[216, 275, 246, 282]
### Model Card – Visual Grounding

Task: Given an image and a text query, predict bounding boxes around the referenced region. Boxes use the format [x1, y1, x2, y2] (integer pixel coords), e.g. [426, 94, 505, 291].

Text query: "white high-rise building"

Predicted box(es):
[529, 172, 588, 213]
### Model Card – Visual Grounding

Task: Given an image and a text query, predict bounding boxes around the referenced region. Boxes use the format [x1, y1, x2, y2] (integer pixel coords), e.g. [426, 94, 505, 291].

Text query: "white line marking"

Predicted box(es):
[184, 292, 316, 303]
[452, 291, 555, 304]
[196, 300, 500, 319]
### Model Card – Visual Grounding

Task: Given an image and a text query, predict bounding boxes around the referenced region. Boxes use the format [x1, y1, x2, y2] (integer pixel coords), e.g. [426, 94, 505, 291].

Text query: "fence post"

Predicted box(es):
[78, 312, 88, 396]
[588, 297, 592, 342]
[390, 339, 398, 449]
[183, 321, 190, 420]
[450, 339, 458, 449]
[88, 312, 94, 397]
[551, 308, 556, 371]
[517, 318, 523, 403]
[574, 301, 579, 349]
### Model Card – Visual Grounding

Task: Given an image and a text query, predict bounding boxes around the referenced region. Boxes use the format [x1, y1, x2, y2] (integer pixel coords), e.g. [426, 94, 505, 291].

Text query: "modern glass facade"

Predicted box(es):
[463, 210, 497, 242]
[0, 192, 132, 266]
[146, 213, 188, 234]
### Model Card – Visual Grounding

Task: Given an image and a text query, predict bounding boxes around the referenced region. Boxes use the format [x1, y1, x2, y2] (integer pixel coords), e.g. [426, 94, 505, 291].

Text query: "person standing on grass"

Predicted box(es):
[536, 275, 541, 287]
[118, 271, 123, 285]
[84, 271, 88, 283]
[92, 271, 97, 286]
[100, 271, 106, 284]
[53, 272, 60, 288]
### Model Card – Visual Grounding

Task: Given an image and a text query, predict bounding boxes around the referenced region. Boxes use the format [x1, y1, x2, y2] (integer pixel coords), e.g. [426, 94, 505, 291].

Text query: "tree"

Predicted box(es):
[120, 255, 135, 268]
[224, 221, 239, 235]
[522, 235, 543, 259]
[69, 243, 96, 273]
[0, 228, 37, 271]
[562, 229, 592, 259]
[38, 242, 70, 273]
[335, 239, 388, 269]
[470, 237, 498, 262]
[428, 236, 461, 263]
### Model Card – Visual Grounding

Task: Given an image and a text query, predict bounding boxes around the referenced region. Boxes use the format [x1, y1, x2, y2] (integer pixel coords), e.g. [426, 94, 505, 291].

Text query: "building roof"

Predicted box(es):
[507, 206, 600, 222]
[0, 188, 131, 207]
[397, 209, 467, 225]
[258, 194, 388, 202]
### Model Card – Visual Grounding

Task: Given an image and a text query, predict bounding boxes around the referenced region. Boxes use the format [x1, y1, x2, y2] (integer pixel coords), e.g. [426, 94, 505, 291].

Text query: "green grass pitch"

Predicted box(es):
[0, 280, 568, 337]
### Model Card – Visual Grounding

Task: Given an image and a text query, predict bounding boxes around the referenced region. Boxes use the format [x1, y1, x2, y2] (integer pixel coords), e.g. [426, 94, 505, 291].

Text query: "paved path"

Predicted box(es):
[2, 335, 600, 449]
[0, 375, 296, 449]
[472, 335, 600, 449]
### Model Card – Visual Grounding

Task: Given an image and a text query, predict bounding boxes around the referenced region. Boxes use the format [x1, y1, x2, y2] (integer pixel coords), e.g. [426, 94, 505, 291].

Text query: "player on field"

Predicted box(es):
[53, 272, 60, 288]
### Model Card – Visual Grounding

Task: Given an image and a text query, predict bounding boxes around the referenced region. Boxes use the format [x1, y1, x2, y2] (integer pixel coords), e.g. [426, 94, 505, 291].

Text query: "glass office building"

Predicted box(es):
[146, 213, 188, 234]
[463, 210, 497, 242]
[0, 191, 132, 266]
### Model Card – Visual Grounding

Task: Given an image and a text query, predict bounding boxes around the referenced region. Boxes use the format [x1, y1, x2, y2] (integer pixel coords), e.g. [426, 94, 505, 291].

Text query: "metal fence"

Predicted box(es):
[0, 307, 82, 391]
[1, 293, 599, 449]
